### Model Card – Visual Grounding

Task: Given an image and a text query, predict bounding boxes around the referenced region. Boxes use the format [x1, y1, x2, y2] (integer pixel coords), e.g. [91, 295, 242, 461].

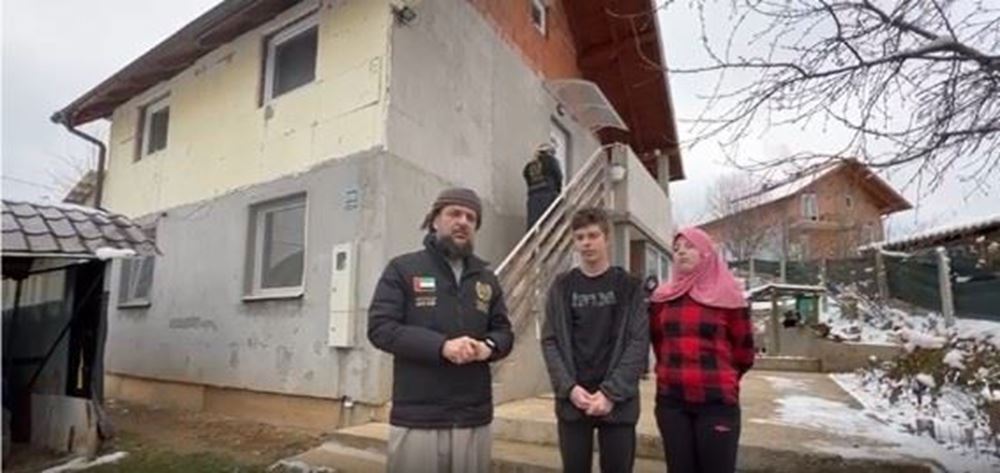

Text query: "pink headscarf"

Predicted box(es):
[650, 227, 748, 309]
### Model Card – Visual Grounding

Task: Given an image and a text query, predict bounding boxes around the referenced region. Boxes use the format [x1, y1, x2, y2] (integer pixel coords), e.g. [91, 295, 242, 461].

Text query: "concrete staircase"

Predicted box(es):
[277, 375, 935, 473]
[275, 400, 667, 473]
[753, 355, 823, 372]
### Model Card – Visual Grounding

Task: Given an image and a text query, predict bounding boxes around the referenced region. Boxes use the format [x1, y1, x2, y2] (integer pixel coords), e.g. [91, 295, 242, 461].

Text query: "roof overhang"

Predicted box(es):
[54, 0, 686, 182]
[562, 0, 684, 181]
[840, 161, 912, 214]
[52, 0, 301, 127]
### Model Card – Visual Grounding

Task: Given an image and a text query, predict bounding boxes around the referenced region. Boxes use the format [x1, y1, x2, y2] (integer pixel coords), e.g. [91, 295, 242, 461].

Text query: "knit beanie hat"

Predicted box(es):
[421, 187, 483, 230]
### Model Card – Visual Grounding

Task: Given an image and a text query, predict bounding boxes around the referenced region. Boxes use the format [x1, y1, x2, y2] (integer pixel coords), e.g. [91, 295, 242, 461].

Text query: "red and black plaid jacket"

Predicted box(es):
[649, 294, 754, 405]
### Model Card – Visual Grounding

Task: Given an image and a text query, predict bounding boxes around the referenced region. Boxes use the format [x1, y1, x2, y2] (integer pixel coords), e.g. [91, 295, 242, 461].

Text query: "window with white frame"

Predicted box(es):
[264, 14, 319, 102]
[645, 246, 670, 283]
[530, 0, 547, 35]
[248, 194, 307, 297]
[138, 96, 170, 158]
[801, 193, 818, 220]
[119, 256, 155, 307]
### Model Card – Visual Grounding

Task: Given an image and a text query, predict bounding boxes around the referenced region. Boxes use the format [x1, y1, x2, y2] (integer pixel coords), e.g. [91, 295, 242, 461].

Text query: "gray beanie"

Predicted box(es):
[421, 187, 483, 230]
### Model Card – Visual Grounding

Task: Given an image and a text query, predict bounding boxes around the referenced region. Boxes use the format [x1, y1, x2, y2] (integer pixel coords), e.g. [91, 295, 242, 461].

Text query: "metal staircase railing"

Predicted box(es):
[492, 145, 614, 401]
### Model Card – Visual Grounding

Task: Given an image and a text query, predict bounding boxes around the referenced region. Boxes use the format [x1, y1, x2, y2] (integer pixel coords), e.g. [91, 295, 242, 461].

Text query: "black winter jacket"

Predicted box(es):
[368, 234, 514, 428]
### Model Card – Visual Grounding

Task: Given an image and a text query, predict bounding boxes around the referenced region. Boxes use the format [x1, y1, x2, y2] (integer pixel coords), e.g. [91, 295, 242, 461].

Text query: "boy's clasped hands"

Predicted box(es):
[570, 385, 613, 417]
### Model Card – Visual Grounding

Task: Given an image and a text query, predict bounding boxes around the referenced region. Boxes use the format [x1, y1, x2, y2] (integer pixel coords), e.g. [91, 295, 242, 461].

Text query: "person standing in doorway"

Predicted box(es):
[541, 207, 648, 473]
[368, 187, 514, 473]
[523, 142, 563, 229]
[649, 227, 754, 473]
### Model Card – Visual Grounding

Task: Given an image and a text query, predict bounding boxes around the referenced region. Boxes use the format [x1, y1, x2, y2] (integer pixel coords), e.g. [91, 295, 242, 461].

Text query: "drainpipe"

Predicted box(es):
[52, 113, 106, 208]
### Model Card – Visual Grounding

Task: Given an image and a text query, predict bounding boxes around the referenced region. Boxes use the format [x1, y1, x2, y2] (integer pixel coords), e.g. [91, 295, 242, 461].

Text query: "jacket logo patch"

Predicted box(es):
[415, 296, 437, 308]
[475, 281, 492, 302]
[413, 277, 436, 293]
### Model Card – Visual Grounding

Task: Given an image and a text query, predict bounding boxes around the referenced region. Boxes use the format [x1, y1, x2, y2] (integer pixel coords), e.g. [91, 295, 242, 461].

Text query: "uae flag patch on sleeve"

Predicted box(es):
[413, 276, 436, 293]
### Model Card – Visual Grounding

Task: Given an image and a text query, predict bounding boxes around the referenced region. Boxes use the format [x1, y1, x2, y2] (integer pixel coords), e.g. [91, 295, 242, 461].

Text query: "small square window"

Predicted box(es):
[247, 194, 307, 298]
[264, 15, 319, 102]
[119, 256, 155, 307]
[531, 0, 547, 35]
[138, 96, 170, 159]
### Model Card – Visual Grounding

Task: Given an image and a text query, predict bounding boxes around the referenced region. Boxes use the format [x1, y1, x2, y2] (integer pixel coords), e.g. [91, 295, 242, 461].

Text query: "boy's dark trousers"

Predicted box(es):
[557, 417, 636, 473]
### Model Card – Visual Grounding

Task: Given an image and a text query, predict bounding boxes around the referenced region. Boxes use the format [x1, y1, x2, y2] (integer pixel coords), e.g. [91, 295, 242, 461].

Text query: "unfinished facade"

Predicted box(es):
[53, 0, 683, 429]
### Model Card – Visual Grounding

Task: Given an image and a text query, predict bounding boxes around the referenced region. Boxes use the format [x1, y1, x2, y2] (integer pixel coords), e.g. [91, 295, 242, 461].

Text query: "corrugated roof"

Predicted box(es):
[2, 200, 159, 259]
[861, 214, 1000, 252]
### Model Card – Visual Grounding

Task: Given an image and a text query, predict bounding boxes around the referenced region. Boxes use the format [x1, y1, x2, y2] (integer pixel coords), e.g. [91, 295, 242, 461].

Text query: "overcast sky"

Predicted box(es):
[3, 1, 997, 238]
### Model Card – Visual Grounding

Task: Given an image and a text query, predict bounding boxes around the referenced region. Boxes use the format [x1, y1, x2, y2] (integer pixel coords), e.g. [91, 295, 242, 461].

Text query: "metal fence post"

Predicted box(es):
[936, 246, 956, 327]
[874, 249, 889, 300]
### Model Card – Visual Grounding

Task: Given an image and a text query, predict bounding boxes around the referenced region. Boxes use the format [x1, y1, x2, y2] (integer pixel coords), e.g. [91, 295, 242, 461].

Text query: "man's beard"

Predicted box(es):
[437, 234, 474, 260]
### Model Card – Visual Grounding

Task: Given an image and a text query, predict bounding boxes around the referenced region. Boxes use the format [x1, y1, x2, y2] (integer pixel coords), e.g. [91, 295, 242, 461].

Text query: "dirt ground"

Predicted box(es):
[4, 399, 325, 472]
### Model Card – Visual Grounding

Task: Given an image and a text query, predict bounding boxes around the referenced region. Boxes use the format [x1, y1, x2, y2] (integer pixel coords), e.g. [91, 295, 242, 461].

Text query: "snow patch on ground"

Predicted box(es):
[955, 319, 1000, 349]
[943, 350, 967, 369]
[761, 375, 814, 392]
[916, 373, 937, 389]
[42, 452, 129, 473]
[760, 388, 1000, 472]
[902, 330, 947, 352]
[832, 373, 1000, 472]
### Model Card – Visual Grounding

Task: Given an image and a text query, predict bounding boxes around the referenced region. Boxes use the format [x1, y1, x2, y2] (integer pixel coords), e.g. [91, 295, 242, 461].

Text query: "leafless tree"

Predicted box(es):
[610, 0, 1000, 190]
[705, 172, 777, 260]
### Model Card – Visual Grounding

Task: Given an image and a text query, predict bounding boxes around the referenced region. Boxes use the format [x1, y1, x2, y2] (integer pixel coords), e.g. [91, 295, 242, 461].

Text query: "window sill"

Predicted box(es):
[118, 301, 152, 309]
[261, 80, 319, 109]
[242, 289, 304, 302]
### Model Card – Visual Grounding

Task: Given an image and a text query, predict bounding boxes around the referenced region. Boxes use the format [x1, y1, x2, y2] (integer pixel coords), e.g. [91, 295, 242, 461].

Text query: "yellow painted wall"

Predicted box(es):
[103, 0, 390, 217]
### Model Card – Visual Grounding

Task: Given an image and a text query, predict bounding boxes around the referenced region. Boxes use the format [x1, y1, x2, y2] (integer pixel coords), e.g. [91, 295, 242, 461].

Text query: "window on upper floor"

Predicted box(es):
[845, 194, 854, 209]
[264, 14, 319, 103]
[861, 222, 875, 244]
[137, 95, 170, 159]
[245, 193, 307, 299]
[531, 0, 547, 35]
[801, 193, 818, 220]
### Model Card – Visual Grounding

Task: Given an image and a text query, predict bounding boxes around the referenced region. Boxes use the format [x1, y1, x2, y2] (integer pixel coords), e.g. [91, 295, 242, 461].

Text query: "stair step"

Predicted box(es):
[493, 397, 667, 461]
[753, 356, 823, 372]
[289, 422, 666, 473]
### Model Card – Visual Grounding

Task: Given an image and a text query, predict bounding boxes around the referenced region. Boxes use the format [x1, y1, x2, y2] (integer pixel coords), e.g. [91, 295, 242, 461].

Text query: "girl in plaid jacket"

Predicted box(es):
[649, 227, 754, 473]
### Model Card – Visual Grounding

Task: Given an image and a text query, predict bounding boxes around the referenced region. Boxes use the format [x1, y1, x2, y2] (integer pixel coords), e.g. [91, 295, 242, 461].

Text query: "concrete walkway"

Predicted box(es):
[276, 371, 939, 472]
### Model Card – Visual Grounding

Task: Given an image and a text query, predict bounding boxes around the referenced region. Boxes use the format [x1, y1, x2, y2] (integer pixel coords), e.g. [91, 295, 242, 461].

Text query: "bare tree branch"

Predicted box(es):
[608, 0, 1000, 190]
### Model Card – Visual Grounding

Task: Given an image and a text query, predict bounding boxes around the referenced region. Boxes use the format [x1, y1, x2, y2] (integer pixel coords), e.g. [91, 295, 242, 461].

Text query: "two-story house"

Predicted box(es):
[701, 159, 911, 262]
[52, 0, 684, 429]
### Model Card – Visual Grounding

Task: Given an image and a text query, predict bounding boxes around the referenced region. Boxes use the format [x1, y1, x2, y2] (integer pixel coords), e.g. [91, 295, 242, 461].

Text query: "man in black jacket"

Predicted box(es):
[368, 187, 514, 473]
[541, 207, 649, 473]
[523, 142, 563, 229]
